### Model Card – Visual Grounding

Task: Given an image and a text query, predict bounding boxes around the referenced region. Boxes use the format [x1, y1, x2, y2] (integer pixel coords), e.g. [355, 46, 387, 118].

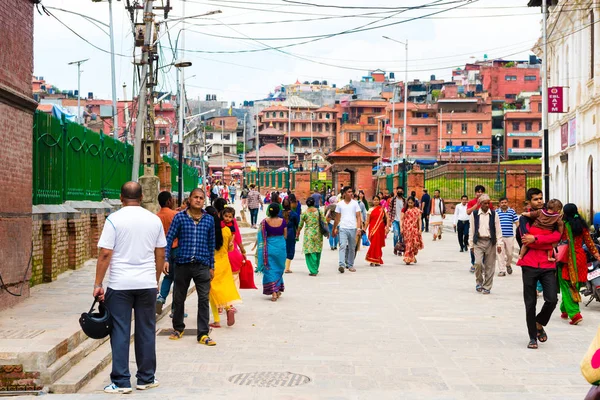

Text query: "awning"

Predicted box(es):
[414, 159, 437, 165]
[230, 169, 242, 175]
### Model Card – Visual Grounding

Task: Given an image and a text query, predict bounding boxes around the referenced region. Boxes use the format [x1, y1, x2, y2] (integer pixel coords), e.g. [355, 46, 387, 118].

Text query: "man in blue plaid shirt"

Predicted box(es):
[164, 188, 217, 346]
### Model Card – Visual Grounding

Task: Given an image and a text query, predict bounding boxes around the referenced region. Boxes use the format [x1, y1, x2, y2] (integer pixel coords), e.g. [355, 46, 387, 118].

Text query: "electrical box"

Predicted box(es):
[142, 140, 160, 166]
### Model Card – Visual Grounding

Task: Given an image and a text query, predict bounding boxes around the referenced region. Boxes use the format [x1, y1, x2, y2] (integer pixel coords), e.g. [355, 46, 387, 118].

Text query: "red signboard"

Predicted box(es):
[560, 123, 568, 150]
[548, 87, 564, 113]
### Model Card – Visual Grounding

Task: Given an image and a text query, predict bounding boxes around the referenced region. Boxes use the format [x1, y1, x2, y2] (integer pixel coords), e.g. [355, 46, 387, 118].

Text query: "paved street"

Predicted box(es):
[48, 210, 597, 400]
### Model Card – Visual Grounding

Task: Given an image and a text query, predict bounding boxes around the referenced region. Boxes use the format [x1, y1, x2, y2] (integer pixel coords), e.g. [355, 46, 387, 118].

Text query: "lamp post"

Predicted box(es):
[175, 59, 192, 206]
[67, 58, 89, 124]
[383, 36, 408, 189]
[494, 133, 502, 192]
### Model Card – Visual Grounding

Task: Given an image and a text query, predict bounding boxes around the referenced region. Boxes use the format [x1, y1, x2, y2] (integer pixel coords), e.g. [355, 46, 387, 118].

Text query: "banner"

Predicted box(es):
[560, 123, 568, 150]
[318, 172, 327, 181]
[440, 145, 491, 153]
[568, 118, 576, 147]
[548, 87, 564, 113]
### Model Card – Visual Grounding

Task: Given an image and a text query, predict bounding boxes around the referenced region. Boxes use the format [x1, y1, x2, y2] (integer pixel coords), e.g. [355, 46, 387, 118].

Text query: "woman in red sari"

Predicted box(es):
[365, 195, 389, 266]
[401, 196, 423, 265]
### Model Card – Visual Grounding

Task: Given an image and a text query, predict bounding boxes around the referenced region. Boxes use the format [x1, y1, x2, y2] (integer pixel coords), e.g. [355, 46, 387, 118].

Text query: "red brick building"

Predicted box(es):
[0, 0, 37, 309]
[337, 100, 387, 156]
[386, 102, 440, 163]
[479, 61, 541, 103]
[504, 94, 542, 160]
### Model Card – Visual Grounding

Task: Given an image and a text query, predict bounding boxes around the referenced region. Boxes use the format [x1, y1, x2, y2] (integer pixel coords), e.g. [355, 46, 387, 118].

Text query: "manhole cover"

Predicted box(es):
[228, 372, 310, 387]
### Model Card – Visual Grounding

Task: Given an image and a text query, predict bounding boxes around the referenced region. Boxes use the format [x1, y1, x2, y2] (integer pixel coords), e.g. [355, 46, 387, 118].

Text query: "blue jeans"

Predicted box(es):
[338, 228, 357, 268]
[230, 194, 236, 203]
[159, 247, 178, 301]
[328, 223, 339, 248]
[105, 287, 157, 388]
[392, 220, 403, 247]
[250, 208, 259, 226]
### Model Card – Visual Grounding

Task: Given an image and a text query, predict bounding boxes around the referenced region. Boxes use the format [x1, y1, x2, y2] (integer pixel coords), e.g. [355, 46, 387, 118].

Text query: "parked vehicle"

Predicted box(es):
[580, 242, 600, 306]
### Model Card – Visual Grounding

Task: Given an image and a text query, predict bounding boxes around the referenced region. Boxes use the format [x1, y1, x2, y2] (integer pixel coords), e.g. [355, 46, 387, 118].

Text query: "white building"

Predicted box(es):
[533, 0, 599, 221]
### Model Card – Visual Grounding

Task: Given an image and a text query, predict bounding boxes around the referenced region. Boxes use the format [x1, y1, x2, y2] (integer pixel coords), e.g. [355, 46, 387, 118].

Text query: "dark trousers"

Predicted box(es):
[173, 262, 211, 340]
[422, 214, 430, 232]
[457, 220, 470, 250]
[521, 266, 558, 340]
[249, 208, 259, 226]
[104, 288, 157, 388]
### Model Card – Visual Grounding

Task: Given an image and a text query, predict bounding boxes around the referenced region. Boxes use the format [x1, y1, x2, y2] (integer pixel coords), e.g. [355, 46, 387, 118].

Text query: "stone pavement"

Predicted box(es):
[67, 213, 598, 399]
[10, 203, 600, 399]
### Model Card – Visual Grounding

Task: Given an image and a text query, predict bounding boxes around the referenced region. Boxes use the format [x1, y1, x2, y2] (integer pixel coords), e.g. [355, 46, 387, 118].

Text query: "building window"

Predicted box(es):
[325, 124, 330, 131]
[367, 117, 375, 124]
[512, 139, 520, 148]
[206, 133, 213, 140]
[279, 112, 284, 118]
[367, 133, 376, 142]
[425, 127, 431, 135]
[524, 139, 532, 148]
[538, 122, 542, 130]
[539, 139, 542, 147]
[220, 120, 225, 126]
[538, 103, 542, 112]
[461, 141, 468, 146]
[411, 143, 418, 152]
[446, 141, 452, 146]
[349, 132, 360, 141]
[224, 146, 230, 153]
[505, 75, 517, 81]
[424, 144, 431, 152]
[446, 123, 452, 133]
[461, 123, 468, 133]
[302, 123, 307, 131]
[399, 144, 403, 153]
[525, 122, 533, 131]
[318, 124, 323, 132]
[412, 127, 418, 135]
[505, 94, 517, 99]
[476, 141, 483, 146]
[524, 75, 537, 81]
[512, 122, 520, 131]
[476, 123, 483, 133]
[158, 128, 166, 137]
[224, 134, 230, 140]
[325, 113, 330, 119]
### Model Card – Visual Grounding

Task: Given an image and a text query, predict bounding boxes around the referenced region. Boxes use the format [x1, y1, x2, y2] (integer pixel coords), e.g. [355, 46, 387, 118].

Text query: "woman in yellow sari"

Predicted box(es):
[206, 206, 241, 328]
[365, 195, 389, 266]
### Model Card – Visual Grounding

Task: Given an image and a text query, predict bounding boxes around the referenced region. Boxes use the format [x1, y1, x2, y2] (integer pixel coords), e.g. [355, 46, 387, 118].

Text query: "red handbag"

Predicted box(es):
[239, 257, 257, 289]
[556, 243, 569, 263]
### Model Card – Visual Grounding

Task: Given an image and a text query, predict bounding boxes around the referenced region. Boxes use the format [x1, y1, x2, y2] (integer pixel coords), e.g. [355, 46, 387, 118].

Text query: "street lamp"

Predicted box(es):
[176, 58, 192, 206]
[383, 36, 408, 190]
[67, 58, 89, 124]
[494, 134, 503, 192]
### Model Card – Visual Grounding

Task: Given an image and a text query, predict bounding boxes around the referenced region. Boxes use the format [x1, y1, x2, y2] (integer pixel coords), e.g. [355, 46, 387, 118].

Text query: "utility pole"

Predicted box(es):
[122, 83, 130, 143]
[131, 0, 154, 181]
[68, 58, 88, 124]
[108, 0, 119, 139]
[242, 113, 247, 188]
[256, 105, 260, 191]
[541, 0, 550, 200]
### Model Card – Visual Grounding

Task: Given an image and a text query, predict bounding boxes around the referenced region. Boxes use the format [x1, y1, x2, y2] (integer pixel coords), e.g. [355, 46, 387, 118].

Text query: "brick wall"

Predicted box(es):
[0, 0, 35, 310]
[0, 364, 43, 392]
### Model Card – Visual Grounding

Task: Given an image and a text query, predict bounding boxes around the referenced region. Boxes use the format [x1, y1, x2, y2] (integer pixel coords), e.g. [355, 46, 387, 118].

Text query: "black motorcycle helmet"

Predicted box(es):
[79, 297, 112, 339]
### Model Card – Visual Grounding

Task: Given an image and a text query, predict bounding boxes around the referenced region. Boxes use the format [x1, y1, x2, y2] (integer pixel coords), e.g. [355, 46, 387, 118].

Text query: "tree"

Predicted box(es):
[236, 141, 244, 154]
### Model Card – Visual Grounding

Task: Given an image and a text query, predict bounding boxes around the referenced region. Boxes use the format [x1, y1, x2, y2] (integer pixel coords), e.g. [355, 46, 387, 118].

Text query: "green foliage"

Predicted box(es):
[431, 89, 441, 100]
[236, 141, 245, 154]
[504, 61, 515, 68]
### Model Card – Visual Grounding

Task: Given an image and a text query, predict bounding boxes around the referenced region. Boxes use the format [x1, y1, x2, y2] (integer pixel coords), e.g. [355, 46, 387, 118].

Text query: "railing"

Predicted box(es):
[423, 168, 507, 200]
[525, 170, 542, 193]
[33, 111, 198, 205]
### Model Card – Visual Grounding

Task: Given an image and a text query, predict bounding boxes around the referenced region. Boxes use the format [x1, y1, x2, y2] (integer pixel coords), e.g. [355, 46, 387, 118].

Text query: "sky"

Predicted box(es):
[33, 0, 545, 107]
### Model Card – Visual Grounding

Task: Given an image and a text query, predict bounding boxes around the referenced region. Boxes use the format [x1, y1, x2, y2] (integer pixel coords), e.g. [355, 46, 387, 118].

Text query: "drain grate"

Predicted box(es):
[228, 372, 310, 387]
[0, 329, 45, 339]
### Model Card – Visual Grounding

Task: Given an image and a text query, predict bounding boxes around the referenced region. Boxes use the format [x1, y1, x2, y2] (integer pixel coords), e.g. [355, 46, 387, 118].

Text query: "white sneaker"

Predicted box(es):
[104, 383, 132, 394]
[136, 379, 159, 390]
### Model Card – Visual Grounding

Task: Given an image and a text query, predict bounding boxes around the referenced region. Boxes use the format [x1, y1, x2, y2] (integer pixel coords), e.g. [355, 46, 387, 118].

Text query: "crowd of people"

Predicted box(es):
[91, 177, 600, 393]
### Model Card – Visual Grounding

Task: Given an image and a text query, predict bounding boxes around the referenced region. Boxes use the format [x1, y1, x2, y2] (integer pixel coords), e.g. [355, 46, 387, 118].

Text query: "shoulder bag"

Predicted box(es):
[317, 209, 330, 238]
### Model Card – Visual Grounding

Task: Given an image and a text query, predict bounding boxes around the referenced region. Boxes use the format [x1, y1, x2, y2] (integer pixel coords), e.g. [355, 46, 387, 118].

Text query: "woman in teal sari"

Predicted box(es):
[256, 203, 288, 302]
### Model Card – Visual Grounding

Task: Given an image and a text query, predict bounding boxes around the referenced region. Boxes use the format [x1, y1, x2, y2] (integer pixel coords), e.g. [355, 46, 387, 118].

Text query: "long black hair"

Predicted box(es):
[205, 206, 224, 250]
[563, 203, 588, 237]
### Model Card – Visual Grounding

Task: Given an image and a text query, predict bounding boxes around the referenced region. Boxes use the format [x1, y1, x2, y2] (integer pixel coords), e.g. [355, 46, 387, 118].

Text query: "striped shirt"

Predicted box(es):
[497, 207, 518, 237]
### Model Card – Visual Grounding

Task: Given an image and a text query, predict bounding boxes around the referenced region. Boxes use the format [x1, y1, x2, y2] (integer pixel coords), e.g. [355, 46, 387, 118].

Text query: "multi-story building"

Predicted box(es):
[257, 96, 338, 166]
[204, 115, 239, 156]
[504, 93, 542, 160]
[530, 0, 598, 219]
[337, 100, 388, 155]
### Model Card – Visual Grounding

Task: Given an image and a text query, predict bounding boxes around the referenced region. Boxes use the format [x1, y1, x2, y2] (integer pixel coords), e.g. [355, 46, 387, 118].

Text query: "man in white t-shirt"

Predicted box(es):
[93, 182, 166, 394]
[332, 186, 362, 273]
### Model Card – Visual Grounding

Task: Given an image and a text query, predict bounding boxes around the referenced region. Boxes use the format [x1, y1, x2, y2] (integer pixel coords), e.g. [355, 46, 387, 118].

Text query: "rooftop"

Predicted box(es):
[246, 143, 291, 159]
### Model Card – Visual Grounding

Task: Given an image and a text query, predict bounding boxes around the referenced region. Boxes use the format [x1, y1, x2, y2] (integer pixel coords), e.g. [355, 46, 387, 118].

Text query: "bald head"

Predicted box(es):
[121, 181, 142, 201]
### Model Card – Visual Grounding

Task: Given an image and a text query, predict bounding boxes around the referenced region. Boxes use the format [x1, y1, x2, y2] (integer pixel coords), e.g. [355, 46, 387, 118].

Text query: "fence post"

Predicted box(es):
[463, 168, 467, 196]
[504, 169, 507, 198]
[61, 114, 68, 203]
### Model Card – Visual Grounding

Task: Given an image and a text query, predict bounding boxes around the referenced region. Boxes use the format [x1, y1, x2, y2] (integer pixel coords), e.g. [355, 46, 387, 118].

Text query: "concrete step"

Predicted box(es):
[47, 284, 194, 393]
[50, 338, 112, 394]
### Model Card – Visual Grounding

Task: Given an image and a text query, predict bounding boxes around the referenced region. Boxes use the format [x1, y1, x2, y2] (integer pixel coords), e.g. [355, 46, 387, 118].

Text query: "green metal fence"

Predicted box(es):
[424, 168, 507, 200]
[33, 111, 198, 205]
[524, 170, 542, 193]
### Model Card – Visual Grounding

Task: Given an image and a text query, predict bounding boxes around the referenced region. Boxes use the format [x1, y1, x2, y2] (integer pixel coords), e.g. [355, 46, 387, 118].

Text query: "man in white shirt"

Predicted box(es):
[453, 195, 470, 253]
[93, 182, 166, 394]
[332, 186, 362, 273]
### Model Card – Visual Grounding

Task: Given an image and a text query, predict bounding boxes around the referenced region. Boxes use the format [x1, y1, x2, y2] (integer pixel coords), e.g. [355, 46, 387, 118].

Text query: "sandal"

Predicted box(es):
[284, 270, 293, 274]
[226, 308, 235, 327]
[271, 294, 278, 302]
[536, 326, 548, 342]
[527, 339, 538, 349]
[169, 330, 184, 340]
[209, 322, 221, 328]
[198, 335, 216, 346]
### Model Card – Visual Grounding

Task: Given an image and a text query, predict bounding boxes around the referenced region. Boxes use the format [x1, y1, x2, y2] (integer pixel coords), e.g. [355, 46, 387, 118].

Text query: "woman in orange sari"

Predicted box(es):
[401, 196, 423, 265]
[365, 195, 389, 266]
